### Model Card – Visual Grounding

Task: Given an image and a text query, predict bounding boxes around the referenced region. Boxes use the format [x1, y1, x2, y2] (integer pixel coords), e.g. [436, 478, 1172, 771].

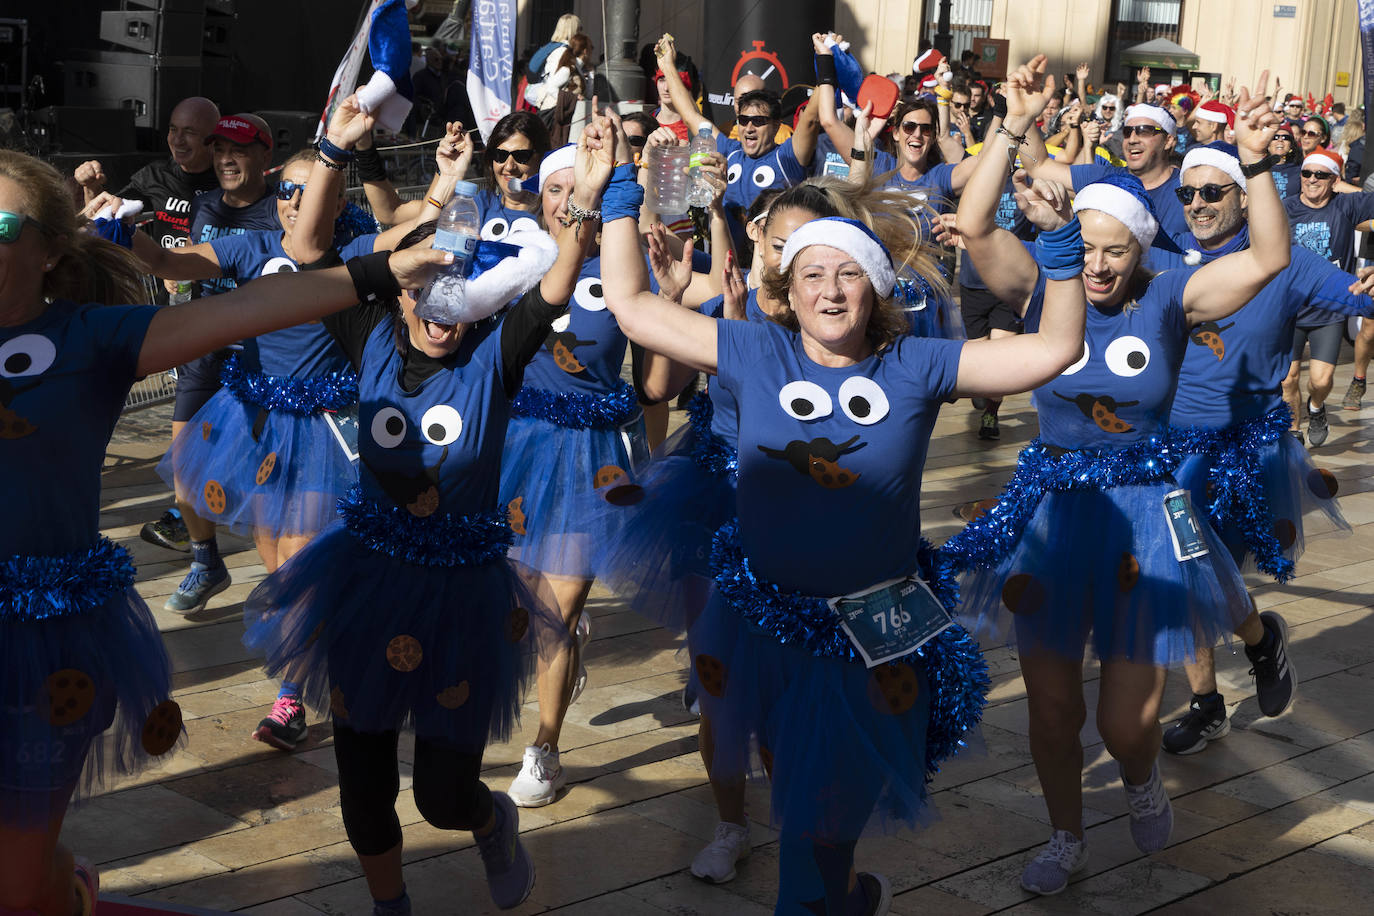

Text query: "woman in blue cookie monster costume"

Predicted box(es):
[240, 117, 611, 914]
[591, 104, 1090, 914]
[0, 148, 448, 916]
[943, 59, 1292, 895]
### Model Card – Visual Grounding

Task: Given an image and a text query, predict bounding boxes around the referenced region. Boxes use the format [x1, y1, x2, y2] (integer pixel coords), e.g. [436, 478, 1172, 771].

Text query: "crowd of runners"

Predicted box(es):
[2, 14, 1373, 915]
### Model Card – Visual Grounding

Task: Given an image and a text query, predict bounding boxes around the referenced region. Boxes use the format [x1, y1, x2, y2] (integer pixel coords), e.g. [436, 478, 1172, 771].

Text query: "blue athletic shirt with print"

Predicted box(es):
[1025, 268, 1191, 449]
[0, 301, 157, 556]
[715, 134, 808, 210]
[209, 232, 373, 377]
[474, 189, 542, 242]
[1272, 163, 1301, 201]
[189, 189, 280, 296]
[519, 255, 626, 395]
[1284, 190, 1374, 273]
[716, 319, 962, 597]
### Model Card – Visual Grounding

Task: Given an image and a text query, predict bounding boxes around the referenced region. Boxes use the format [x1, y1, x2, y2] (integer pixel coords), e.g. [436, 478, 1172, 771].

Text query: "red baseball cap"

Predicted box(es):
[206, 114, 273, 149]
[653, 68, 692, 89]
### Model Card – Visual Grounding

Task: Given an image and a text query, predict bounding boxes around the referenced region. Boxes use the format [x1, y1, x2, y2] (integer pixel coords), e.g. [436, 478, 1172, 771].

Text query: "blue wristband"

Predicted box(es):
[317, 136, 357, 164]
[601, 163, 644, 223]
[1035, 217, 1084, 280]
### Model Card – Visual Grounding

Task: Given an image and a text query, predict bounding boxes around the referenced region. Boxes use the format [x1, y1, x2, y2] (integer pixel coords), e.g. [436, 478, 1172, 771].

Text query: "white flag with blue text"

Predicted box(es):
[466, 0, 517, 142]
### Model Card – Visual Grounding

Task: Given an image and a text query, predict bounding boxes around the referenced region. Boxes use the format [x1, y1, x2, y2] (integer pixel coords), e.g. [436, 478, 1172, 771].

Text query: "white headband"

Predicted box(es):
[1124, 104, 1177, 136]
[538, 144, 577, 190]
[1072, 183, 1159, 250]
[1302, 152, 1341, 175]
[781, 218, 896, 297]
[1181, 147, 1246, 191]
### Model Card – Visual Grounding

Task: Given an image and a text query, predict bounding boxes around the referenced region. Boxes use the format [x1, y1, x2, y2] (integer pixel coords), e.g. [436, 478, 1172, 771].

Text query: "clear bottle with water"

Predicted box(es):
[649, 144, 690, 213]
[415, 180, 482, 324]
[686, 124, 716, 208]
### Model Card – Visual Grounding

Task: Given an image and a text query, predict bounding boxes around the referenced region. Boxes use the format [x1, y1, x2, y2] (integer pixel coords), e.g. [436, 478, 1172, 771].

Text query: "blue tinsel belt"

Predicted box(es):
[685, 391, 739, 480]
[338, 485, 513, 568]
[1170, 405, 1295, 582]
[1, 537, 136, 622]
[942, 435, 1182, 573]
[510, 381, 639, 431]
[710, 520, 988, 780]
[219, 353, 359, 417]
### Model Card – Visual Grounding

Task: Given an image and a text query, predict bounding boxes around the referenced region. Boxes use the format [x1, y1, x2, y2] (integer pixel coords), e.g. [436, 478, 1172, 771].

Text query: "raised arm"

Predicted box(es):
[354, 132, 407, 225]
[812, 34, 857, 155]
[1183, 72, 1292, 324]
[138, 246, 451, 375]
[1010, 57, 1074, 187]
[127, 227, 223, 280]
[789, 89, 821, 168]
[655, 36, 712, 136]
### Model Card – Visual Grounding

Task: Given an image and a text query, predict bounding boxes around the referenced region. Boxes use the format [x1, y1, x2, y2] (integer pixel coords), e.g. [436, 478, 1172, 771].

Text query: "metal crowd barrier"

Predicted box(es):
[122, 273, 178, 414]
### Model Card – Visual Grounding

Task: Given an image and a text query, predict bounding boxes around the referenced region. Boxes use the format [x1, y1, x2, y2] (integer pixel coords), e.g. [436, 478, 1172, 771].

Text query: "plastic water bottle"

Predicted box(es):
[169, 281, 193, 305]
[415, 180, 481, 325]
[649, 144, 690, 213]
[686, 124, 715, 208]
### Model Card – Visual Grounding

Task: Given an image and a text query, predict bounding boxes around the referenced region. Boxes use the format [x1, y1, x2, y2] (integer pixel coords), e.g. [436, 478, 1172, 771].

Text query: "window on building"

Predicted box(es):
[1108, 0, 1184, 82]
[925, 0, 994, 63]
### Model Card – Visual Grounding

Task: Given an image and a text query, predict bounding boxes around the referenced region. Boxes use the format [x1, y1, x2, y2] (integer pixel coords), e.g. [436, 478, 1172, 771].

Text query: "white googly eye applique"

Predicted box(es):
[481, 217, 511, 240]
[1062, 342, 1090, 376]
[0, 334, 56, 378]
[751, 164, 777, 188]
[510, 217, 541, 235]
[1104, 336, 1151, 377]
[778, 380, 833, 421]
[838, 377, 890, 425]
[262, 256, 298, 276]
[370, 407, 407, 448]
[727, 162, 743, 184]
[420, 404, 463, 446]
[574, 276, 607, 311]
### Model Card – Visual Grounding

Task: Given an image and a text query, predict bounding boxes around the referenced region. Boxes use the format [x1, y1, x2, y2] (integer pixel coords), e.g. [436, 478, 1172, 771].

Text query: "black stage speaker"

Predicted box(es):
[255, 109, 319, 164]
[99, 10, 205, 56]
[35, 104, 138, 153]
[64, 50, 201, 128]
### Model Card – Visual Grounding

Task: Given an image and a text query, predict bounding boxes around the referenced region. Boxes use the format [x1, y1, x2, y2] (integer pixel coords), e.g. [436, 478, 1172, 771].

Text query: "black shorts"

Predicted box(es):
[1291, 321, 1344, 366]
[959, 284, 1023, 340]
[171, 352, 228, 422]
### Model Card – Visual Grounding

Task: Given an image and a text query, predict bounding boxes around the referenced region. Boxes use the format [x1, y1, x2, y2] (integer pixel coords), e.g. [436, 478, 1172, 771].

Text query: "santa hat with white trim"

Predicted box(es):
[913, 48, 944, 74]
[1196, 101, 1235, 129]
[1302, 148, 1344, 176]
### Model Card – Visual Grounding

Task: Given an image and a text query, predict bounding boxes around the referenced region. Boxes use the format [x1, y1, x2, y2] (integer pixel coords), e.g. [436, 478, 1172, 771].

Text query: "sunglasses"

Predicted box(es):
[1300, 130, 1325, 139]
[0, 210, 48, 243]
[900, 120, 935, 135]
[1273, 134, 1294, 142]
[274, 180, 306, 201]
[1286, 102, 1303, 108]
[951, 101, 969, 109]
[1175, 182, 1239, 204]
[626, 134, 647, 148]
[1122, 124, 1167, 138]
[1100, 105, 1117, 111]
[1300, 169, 1336, 180]
[491, 147, 536, 164]
[736, 115, 774, 128]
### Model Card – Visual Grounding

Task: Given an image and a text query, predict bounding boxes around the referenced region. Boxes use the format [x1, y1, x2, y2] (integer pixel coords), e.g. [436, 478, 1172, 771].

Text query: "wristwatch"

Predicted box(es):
[1240, 153, 1281, 178]
[850, 148, 868, 161]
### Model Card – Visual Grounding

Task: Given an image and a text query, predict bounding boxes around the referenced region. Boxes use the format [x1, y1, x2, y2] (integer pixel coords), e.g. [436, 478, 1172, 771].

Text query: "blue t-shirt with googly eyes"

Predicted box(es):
[1, 301, 158, 557]
[716, 135, 808, 210]
[209, 231, 369, 378]
[518, 255, 628, 396]
[355, 315, 509, 518]
[716, 319, 963, 597]
[475, 189, 543, 242]
[1025, 268, 1191, 449]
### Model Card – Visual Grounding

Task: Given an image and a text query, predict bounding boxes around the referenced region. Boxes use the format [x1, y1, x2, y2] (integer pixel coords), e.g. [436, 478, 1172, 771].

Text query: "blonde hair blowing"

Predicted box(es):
[0, 150, 146, 306]
[550, 13, 582, 44]
[761, 174, 952, 354]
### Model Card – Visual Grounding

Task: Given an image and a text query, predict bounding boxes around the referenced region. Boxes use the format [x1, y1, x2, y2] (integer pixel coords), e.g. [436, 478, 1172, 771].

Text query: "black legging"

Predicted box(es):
[334, 723, 493, 856]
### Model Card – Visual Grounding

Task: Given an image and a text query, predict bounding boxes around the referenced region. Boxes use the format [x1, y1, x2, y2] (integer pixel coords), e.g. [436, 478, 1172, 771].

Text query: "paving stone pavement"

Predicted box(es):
[71, 363, 1374, 914]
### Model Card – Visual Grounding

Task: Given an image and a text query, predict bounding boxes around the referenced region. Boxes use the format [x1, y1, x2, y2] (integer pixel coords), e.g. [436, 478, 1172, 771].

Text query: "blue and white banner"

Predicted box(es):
[467, 0, 517, 142]
[316, 0, 386, 141]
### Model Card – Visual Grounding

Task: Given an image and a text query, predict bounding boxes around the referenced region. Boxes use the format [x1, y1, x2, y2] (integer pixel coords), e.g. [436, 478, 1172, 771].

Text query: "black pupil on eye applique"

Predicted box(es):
[4, 353, 30, 374]
[386, 416, 404, 435]
[427, 423, 446, 441]
[1127, 351, 1146, 370]
[790, 398, 814, 416]
[589, 284, 603, 298]
[848, 397, 871, 418]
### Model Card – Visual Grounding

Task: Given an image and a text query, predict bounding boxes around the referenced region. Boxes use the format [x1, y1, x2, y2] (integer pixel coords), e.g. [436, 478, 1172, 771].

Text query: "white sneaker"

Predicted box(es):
[508, 743, 566, 808]
[1020, 829, 1088, 895]
[690, 821, 751, 883]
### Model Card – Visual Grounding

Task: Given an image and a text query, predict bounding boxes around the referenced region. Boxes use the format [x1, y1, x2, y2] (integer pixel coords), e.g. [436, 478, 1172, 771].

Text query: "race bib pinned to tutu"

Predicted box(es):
[324, 403, 361, 462]
[829, 576, 954, 668]
[1164, 488, 1210, 562]
[618, 411, 650, 473]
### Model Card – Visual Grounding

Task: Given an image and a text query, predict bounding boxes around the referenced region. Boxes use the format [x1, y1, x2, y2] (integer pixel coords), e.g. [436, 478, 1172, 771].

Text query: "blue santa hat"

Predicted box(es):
[355, 0, 419, 133]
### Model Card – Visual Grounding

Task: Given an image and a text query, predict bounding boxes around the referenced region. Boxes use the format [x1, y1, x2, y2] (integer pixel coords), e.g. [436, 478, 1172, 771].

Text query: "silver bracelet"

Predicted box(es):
[561, 199, 603, 228]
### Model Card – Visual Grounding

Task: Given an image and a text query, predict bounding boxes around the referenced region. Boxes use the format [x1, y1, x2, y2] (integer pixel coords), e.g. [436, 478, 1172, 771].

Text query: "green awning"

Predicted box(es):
[1120, 38, 1200, 71]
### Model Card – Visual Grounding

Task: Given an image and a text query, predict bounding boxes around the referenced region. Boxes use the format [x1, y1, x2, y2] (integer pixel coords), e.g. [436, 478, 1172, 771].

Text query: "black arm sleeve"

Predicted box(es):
[498, 283, 566, 398]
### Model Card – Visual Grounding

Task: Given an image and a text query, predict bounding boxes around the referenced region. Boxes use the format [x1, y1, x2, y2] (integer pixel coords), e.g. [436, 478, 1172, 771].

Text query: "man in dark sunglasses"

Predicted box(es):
[1155, 141, 1374, 755]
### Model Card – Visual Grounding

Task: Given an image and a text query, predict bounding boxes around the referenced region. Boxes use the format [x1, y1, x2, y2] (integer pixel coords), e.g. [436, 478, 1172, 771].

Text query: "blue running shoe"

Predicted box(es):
[164, 561, 230, 614]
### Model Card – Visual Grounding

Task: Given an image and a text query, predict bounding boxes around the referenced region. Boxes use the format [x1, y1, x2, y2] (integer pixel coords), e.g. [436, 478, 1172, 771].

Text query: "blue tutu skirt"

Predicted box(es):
[158, 387, 356, 539]
[1, 540, 179, 825]
[1175, 427, 1348, 582]
[953, 476, 1253, 665]
[499, 413, 635, 580]
[242, 521, 564, 749]
[591, 407, 737, 632]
